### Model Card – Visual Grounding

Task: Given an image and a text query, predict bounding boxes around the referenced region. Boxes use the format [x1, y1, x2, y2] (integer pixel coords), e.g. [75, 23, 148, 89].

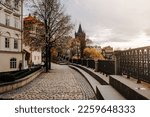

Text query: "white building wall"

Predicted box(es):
[0, 27, 21, 52]
[0, 0, 22, 72]
[0, 52, 22, 72]
[32, 51, 42, 65]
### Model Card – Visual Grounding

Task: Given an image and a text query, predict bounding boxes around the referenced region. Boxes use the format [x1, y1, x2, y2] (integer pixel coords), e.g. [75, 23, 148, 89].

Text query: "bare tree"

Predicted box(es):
[25, 0, 73, 72]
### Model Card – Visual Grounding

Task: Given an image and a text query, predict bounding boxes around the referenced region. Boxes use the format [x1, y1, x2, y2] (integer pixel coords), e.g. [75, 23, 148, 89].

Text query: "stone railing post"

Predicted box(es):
[95, 59, 99, 72]
[114, 51, 121, 75]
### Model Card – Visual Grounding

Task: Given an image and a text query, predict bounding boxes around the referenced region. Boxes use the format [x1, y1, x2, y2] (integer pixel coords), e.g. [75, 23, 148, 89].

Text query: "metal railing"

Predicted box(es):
[69, 58, 115, 75]
[87, 59, 95, 69]
[81, 59, 87, 66]
[117, 46, 150, 83]
[98, 60, 115, 75]
[60, 46, 150, 83]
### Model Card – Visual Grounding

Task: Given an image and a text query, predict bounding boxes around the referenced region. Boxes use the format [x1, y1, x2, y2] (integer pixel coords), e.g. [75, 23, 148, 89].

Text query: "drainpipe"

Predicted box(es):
[21, 0, 24, 69]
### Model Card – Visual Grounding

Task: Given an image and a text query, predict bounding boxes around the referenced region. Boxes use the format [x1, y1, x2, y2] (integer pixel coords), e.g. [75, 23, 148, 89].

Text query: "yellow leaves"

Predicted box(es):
[83, 48, 91, 58]
[67, 38, 76, 48]
[23, 14, 45, 51]
[84, 48, 105, 60]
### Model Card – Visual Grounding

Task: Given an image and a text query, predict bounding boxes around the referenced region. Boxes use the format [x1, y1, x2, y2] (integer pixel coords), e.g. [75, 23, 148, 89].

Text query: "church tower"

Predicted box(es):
[75, 24, 86, 58]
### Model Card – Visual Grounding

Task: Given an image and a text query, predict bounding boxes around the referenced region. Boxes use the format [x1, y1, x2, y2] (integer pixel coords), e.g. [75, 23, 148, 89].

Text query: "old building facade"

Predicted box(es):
[23, 14, 43, 68]
[0, 0, 22, 72]
[102, 46, 114, 60]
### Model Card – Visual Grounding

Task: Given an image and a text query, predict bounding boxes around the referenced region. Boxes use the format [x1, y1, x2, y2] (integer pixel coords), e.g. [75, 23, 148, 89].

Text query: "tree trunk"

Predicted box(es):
[48, 47, 51, 70]
[45, 45, 48, 72]
[45, 18, 48, 72]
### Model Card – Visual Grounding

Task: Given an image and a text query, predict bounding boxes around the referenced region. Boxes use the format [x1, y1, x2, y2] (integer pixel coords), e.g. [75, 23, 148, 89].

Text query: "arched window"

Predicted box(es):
[5, 14, 10, 26]
[10, 58, 17, 68]
[5, 37, 9, 48]
[14, 39, 18, 49]
[14, 34, 19, 49]
[5, 32, 10, 48]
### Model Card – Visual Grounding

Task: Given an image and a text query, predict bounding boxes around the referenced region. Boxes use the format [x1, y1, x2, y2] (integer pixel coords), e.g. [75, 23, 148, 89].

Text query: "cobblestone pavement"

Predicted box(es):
[0, 63, 96, 100]
[70, 68, 96, 100]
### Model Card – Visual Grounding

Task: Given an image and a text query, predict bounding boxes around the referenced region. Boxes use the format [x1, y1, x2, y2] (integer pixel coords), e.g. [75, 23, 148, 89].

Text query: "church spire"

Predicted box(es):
[78, 24, 83, 33]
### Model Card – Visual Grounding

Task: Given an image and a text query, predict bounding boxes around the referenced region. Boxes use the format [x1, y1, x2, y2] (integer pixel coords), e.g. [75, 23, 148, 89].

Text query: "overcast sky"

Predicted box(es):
[61, 0, 150, 49]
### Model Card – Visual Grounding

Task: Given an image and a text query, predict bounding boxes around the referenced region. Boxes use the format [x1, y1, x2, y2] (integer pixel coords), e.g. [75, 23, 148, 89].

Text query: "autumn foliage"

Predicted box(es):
[51, 47, 58, 59]
[23, 14, 44, 51]
[83, 48, 105, 60]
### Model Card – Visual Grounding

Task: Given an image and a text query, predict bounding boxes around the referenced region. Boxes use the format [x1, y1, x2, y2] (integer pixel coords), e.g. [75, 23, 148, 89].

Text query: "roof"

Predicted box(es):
[24, 14, 43, 25]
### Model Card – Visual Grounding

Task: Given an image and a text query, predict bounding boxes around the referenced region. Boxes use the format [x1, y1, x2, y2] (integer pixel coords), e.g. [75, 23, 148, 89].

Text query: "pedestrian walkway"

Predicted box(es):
[0, 63, 96, 100]
[70, 63, 150, 100]
[70, 65, 126, 100]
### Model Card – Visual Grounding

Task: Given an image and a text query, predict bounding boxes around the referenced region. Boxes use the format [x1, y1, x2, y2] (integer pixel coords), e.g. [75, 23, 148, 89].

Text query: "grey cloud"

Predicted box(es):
[62, 0, 150, 46]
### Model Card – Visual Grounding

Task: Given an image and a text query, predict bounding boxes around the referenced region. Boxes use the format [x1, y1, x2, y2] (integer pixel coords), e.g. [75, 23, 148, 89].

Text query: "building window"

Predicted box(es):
[10, 58, 17, 68]
[15, 19, 19, 28]
[34, 56, 36, 60]
[14, 0, 19, 9]
[5, 15, 10, 26]
[5, 38, 9, 48]
[5, 0, 11, 5]
[32, 25, 36, 31]
[14, 39, 18, 49]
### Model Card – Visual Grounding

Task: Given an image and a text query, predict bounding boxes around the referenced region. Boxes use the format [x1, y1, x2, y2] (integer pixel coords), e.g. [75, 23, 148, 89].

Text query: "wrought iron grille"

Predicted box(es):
[98, 60, 115, 75]
[81, 59, 87, 66]
[119, 46, 150, 83]
[87, 59, 95, 69]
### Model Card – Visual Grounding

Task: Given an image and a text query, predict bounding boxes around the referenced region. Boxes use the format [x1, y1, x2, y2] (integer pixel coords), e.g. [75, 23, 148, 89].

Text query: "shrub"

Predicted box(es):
[0, 67, 41, 82]
[0, 73, 15, 82]
[13, 69, 28, 77]
[15, 71, 31, 80]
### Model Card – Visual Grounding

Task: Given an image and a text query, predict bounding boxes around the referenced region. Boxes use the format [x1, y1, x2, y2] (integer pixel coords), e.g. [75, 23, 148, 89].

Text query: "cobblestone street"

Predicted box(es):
[0, 63, 96, 100]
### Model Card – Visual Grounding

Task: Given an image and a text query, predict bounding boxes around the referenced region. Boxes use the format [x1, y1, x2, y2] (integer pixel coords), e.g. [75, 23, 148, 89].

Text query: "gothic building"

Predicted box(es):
[75, 24, 86, 58]
[0, 0, 23, 72]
